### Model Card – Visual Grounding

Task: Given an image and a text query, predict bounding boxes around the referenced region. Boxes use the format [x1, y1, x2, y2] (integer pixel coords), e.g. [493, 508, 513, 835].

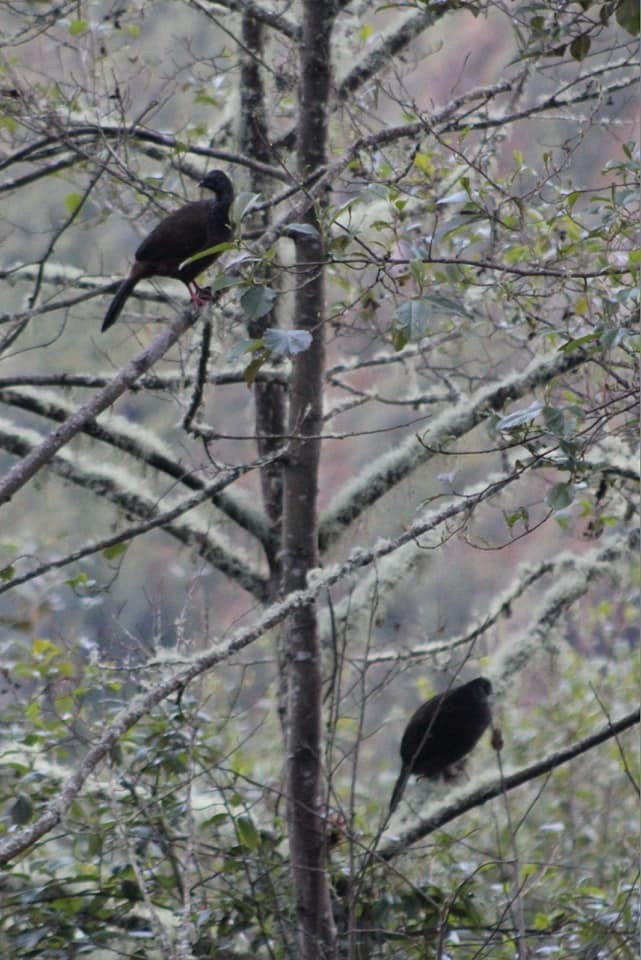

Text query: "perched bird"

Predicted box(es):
[389, 676, 492, 814]
[101, 169, 234, 332]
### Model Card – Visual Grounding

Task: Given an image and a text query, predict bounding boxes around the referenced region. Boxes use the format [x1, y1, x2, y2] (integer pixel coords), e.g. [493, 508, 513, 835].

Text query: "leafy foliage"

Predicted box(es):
[0, 0, 638, 957]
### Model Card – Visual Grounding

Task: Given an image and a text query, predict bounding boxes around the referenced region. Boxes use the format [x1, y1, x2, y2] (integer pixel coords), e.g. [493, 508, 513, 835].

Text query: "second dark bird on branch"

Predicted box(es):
[389, 676, 493, 814]
[101, 169, 234, 332]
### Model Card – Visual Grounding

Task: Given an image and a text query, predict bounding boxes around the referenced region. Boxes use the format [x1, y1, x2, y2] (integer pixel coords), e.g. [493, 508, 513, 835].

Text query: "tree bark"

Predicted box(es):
[240, 11, 286, 598]
[282, 2, 337, 957]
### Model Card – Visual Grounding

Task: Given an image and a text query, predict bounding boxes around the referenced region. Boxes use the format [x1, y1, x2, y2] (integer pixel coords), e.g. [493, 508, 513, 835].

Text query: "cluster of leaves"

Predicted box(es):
[2, 638, 637, 958]
[0, 640, 292, 958]
[517, 0, 639, 61]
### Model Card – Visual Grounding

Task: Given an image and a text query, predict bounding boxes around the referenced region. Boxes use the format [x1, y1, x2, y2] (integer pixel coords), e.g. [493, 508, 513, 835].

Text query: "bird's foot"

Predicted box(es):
[189, 283, 212, 306]
[442, 760, 467, 782]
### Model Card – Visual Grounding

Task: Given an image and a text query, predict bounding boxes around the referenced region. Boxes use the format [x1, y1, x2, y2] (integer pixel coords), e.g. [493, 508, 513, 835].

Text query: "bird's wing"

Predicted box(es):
[135, 202, 213, 263]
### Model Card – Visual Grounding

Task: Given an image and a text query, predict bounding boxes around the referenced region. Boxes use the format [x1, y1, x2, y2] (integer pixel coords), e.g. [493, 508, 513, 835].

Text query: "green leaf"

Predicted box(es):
[65, 572, 89, 588]
[616, 0, 640, 35]
[227, 337, 262, 362]
[240, 285, 276, 321]
[569, 34, 591, 61]
[25, 701, 41, 722]
[180, 241, 235, 269]
[194, 91, 220, 107]
[65, 193, 84, 215]
[288, 222, 320, 237]
[422, 293, 471, 319]
[391, 327, 408, 351]
[504, 244, 532, 264]
[232, 191, 261, 223]
[87, 832, 104, 858]
[558, 332, 599, 352]
[0, 114, 18, 134]
[211, 271, 241, 293]
[542, 405, 566, 437]
[414, 152, 434, 176]
[436, 189, 469, 206]
[504, 506, 529, 531]
[546, 482, 575, 511]
[263, 327, 312, 356]
[394, 299, 432, 340]
[495, 400, 543, 431]
[328, 234, 350, 254]
[0, 563, 15, 580]
[236, 815, 260, 851]
[600, 325, 626, 350]
[394, 293, 471, 349]
[33, 637, 61, 657]
[243, 349, 271, 387]
[565, 191, 581, 211]
[54, 694, 75, 716]
[409, 260, 425, 285]
[102, 542, 128, 561]
[68, 19, 88, 36]
[9, 794, 33, 826]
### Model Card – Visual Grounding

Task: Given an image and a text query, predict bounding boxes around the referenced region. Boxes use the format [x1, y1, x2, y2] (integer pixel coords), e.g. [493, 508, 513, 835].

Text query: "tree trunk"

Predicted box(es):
[239, 12, 285, 599]
[282, 2, 337, 957]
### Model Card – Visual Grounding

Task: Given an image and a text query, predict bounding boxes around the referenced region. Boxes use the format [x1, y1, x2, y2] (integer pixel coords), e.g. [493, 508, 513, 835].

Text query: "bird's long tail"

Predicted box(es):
[388, 763, 411, 814]
[102, 275, 138, 332]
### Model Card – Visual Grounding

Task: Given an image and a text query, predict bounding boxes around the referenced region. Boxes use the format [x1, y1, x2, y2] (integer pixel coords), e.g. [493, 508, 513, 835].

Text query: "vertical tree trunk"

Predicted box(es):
[240, 12, 285, 599]
[282, 3, 337, 958]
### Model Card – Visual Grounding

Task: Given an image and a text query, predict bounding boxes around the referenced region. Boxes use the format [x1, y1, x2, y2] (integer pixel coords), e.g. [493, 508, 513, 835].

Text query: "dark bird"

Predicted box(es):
[101, 169, 234, 332]
[389, 676, 492, 814]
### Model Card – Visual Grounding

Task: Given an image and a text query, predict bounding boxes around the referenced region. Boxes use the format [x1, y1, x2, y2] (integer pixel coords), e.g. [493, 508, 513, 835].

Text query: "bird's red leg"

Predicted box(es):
[187, 281, 212, 305]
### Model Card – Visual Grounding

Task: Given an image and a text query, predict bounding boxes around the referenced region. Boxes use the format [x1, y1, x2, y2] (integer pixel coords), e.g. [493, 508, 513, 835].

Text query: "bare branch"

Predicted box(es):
[336, 8, 449, 102]
[0, 457, 271, 598]
[0, 305, 204, 507]
[0, 368, 288, 390]
[195, 0, 300, 40]
[0, 124, 289, 185]
[0, 388, 269, 546]
[0, 418, 269, 599]
[319, 346, 590, 548]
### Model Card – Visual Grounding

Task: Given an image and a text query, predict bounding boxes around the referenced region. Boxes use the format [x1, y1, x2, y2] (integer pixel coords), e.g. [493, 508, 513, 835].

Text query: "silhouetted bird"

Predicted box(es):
[102, 169, 234, 332]
[389, 676, 492, 813]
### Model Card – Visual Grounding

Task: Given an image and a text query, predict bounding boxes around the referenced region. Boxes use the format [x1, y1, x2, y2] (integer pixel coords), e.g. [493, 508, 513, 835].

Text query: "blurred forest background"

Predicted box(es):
[0, 1, 639, 958]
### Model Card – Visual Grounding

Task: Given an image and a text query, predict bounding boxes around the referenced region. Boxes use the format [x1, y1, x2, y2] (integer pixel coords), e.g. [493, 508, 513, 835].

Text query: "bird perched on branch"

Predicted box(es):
[388, 676, 492, 814]
[101, 169, 234, 332]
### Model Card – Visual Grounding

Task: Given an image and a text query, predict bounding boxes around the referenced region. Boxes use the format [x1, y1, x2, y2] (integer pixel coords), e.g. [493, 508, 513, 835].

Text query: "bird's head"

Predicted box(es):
[199, 169, 234, 203]
[471, 676, 492, 698]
